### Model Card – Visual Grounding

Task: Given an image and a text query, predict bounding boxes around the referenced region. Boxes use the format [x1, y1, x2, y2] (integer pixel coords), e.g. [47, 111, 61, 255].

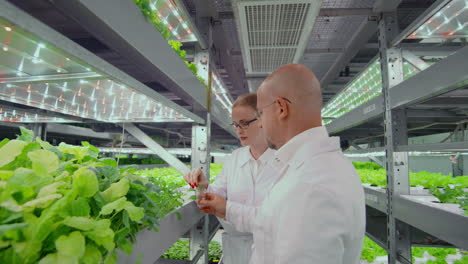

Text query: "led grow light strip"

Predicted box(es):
[211, 72, 233, 113]
[148, 0, 198, 42]
[322, 60, 421, 123]
[0, 19, 193, 123]
[98, 147, 230, 157]
[0, 105, 77, 123]
[407, 0, 468, 39]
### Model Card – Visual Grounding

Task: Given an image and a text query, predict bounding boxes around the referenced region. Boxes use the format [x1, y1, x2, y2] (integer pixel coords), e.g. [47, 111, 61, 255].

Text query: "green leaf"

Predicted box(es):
[68, 198, 91, 217]
[17, 127, 34, 142]
[103, 251, 117, 264]
[0, 140, 28, 167]
[100, 197, 144, 221]
[36, 137, 53, 150]
[118, 238, 133, 255]
[73, 168, 99, 198]
[0, 222, 28, 235]
[0, 246, 22, 264]
[38, 253, 58, 264]
[9, 168, 53, 194]
[100, 158, 118, 168]
[37, 181, 66, 198]
[99, 197, 127, 216]
[175, 211, 182, 221]
[101, 178, 130, 202]
[82, 244, 102, 264]
[1, 142, 41, 171]
[62, 217, 96, 231]
[0, 170, 14, 180]
[27, 149, 59, 176]
[124, 202, 145, 222]
[57, 143, 89, 162]
[81, 141, 99, 158]
[55, 231, 85, 258]
[84, 225, 114, 251]
[0, 138, 9, 148]
[22, 194, 62, 211]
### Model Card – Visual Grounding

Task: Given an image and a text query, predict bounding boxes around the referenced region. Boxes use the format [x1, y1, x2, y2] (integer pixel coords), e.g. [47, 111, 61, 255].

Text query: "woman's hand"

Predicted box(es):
[183, 168, 209, 189]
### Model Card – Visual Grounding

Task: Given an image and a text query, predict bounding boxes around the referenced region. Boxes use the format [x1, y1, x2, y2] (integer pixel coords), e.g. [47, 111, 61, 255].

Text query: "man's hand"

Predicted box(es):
[183, 168, 209, 189]
[197, 193, 227, 218]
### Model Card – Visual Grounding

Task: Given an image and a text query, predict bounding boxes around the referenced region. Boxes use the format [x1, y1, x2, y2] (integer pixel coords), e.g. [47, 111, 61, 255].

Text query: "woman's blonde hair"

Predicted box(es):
[232, 93, 257, 111]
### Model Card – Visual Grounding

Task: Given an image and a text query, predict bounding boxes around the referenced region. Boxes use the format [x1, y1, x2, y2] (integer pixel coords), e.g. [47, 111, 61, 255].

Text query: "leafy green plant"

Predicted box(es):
[360, 236, 387, 262]
[169, 40, 187, 60]
[454, 252, 468, 264]
[160, 239, 222, 261]
[0, 128, 185, 264]
[160, 239, 189, 260]
[133, 1, 212, 90]
[354, 162, 468, 216]
[208, 241, 222, 261]
[185, 61, 198, 76]
[430, 186, 465, 204]
[133, 0, 171, 39]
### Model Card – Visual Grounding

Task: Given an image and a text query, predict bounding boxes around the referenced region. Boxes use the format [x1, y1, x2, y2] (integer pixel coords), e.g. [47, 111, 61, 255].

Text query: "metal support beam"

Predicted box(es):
[190, 125, 211, 264]
[321, 17, 379, 91]
[379, 12, 411, 264]
[320, 8, 375, 17]
[122, 123, 190, 175]
[401, 43, 462, 57]
[31, 123, 47, 141]
[402, 50, 430, 71]
[452, 124, 465, 176]
[351, 143, 384, 167]
[407, 109, 460, 118]
[373, 0, 403, 13]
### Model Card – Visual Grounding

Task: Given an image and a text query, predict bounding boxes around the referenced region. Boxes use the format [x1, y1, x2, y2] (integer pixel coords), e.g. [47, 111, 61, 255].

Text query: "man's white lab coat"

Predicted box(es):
[208, 146, 276, 264]
[249, 126, 366, 264]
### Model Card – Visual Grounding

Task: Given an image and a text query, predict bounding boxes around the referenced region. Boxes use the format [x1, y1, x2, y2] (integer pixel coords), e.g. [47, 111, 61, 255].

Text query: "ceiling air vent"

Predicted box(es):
[233, 0, 322, 75]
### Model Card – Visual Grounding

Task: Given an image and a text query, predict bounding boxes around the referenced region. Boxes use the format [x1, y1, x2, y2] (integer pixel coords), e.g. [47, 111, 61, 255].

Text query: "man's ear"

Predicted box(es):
[277, 98, 290, 120]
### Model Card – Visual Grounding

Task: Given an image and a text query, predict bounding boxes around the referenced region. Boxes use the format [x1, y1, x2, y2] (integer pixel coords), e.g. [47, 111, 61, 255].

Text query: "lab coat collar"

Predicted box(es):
[239, 146, 275, 167]
[274, 126, 340, 168]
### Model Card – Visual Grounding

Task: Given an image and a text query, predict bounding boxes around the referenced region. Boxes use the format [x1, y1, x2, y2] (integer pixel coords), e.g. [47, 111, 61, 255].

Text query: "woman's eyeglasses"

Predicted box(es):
[230, 118, 258, 129]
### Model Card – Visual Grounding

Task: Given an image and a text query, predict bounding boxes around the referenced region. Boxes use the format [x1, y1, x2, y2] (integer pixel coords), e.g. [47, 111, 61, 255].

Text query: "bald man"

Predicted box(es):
[199, 64, 365, 264]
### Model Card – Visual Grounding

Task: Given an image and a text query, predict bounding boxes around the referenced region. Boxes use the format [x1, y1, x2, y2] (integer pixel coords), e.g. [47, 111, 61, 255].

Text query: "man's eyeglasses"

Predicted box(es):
[230, 118, 258, 129]
[257, 97, 292, 118]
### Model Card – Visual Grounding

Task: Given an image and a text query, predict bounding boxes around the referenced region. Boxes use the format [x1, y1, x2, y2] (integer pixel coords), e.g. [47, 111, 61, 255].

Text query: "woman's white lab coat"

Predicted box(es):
[208, 146, 276, 264]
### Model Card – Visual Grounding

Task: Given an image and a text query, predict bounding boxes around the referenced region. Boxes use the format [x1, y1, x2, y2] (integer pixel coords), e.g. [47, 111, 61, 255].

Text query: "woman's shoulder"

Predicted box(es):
[223, 146, 250, 165]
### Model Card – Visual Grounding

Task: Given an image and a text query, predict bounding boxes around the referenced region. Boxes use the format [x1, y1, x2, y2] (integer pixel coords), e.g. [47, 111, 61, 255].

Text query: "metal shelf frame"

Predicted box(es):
[41, 0, 235, 136]
[326, 45, 468, 135]
[363, 186, 468, 250]
[116, 202, 220, 264]
[323, 2, 468, 262]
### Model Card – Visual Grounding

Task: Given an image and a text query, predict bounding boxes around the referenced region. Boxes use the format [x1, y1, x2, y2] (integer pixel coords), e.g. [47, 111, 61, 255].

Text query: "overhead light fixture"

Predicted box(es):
[408, 0, 467, 40]
[0, 17, 193, 123]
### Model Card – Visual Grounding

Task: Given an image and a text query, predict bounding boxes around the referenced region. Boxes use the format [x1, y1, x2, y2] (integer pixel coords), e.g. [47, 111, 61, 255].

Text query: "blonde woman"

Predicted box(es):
[184, 93, 277, 264]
